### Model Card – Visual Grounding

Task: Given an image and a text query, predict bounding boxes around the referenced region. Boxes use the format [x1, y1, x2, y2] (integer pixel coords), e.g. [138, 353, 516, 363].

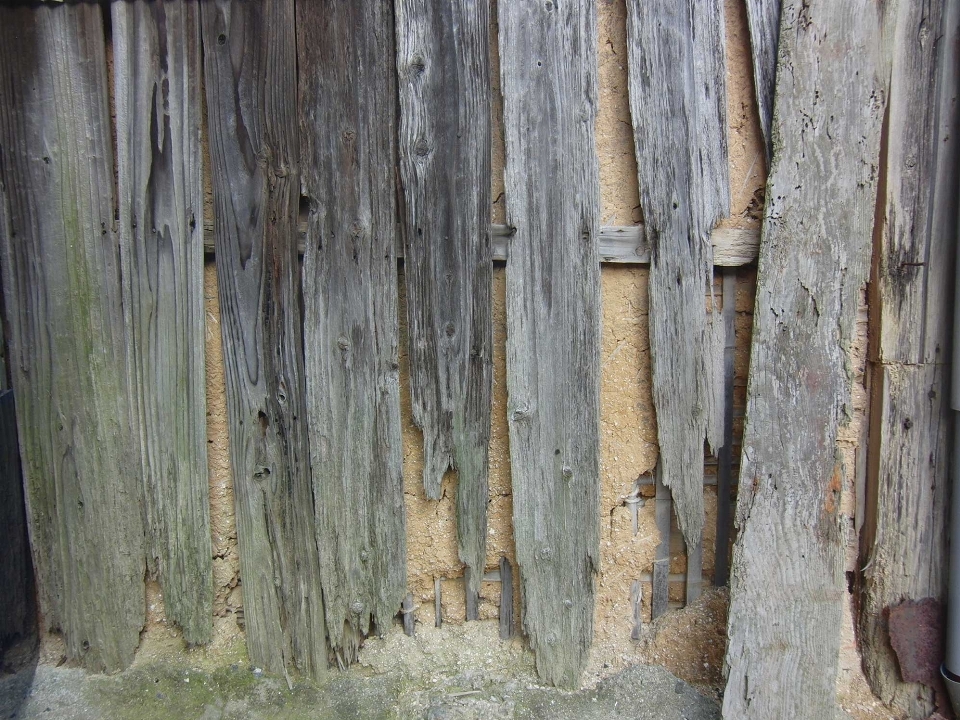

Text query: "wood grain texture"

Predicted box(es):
[722, 2, 890, 716]
[859, 1, 959, 714]
[297, 0, 407, 666]
[744, 0, 780, 159]
[626, 0, 729, 550]
[395, 0, 492, 618]
[0, 390, 31, 645]
[201, 0, 327, 679]
[713, 269, 737, 588]
[498, 0, 601, 687]
[113, 0, 212, 646]
[0, 2, 145, 672]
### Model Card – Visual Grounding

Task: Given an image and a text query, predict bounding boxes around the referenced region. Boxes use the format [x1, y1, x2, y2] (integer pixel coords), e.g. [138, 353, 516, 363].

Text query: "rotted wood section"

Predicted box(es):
[297, 0, 407, 665]
[0, 3, 146, 672]
[113, 0, 212, 645]
[201, 0, 327, 679]
[722, 2, 890, 717]
[858, 0, 959, 715]
[395, 0, 492, 620]
[498, 0, 602, 688]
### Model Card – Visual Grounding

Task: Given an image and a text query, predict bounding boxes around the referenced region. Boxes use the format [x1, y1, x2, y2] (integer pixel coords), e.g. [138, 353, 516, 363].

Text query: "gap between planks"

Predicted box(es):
[202, 224, 760, 267]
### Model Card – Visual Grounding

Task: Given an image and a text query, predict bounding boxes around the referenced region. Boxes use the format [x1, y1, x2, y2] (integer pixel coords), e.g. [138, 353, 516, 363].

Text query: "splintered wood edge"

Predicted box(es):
[202, 223, 760, 267]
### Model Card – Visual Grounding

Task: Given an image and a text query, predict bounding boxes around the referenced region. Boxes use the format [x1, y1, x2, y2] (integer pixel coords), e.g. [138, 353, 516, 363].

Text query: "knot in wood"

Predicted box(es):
[350, 600, 364, 615]
[342, 129, 356, 143]
[349, 220, 364, 237]
[359, 549, 369, 563]
[563, 599, 573, 609]
[510, 406, 530, 422]
[337, 336, 350, 351]
[562, 465, 573, 479]
[410, 55, 426, 76]
[444, 322, 456, 337]
[545, 631, 558, 645]
[537, 545, 552, 561]
[414, 137, 430, 157]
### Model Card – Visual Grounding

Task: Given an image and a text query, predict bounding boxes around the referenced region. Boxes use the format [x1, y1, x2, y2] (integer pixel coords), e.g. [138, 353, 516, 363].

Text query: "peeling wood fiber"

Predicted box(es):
[297, 0, 407, 665]
[744, 0, 780, 160]
[626, 0, 729, 550]
[0, 2, 146, 672]
[722, 1, 891, 717]
[498, 0, 602, 688]
[858, 0, 959, 715]
[113, 0, 212, 646]
[395, 0, 493, 619]
[201, 0, 327, 679]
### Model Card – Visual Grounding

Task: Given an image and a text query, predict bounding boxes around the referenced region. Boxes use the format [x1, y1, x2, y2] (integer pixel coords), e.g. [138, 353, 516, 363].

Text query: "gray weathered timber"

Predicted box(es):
[204, 223, 760, 267]
[713, 270, 737, 588]
[0, 3, 146, 672]
[395, 0, 492, 619]
[744, 0, 780, 159]
[652, 469, 671, 621]
[858, 1, 959, 714]
[721, 2, 890, 717]
[113, 0, 212, 646]
[861, 366, 951, 717]
[499, 0, 601, 687]
[297, 0, 407, 666]
[0, 390, 30, 645]
[201, 0, 327, 679]
[499, 556, 514, 640]
[626, 0, 729, 551]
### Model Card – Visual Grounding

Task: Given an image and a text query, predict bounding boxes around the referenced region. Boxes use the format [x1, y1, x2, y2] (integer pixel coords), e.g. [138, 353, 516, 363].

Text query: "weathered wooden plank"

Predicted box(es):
[395, 0, 492, 619]
[626, 0, 729, 552]
[113, 0, 212, 646]
[652, 468, 671, 621]
[200, 0, 327, 679]
[499, 0, 601, 688]
[858, 1, 959, 714]
[744, 0, 780, 159]
[861, 365, 951, 717]
[0, 2, 145, 672]
[0, 390, 30, 645]
[685, 539, 702, 605]
[204, 222, 760, 267]
[713, 269, 737, 588]
[297, 0, 407, 666]
[722, 2, 890, 716]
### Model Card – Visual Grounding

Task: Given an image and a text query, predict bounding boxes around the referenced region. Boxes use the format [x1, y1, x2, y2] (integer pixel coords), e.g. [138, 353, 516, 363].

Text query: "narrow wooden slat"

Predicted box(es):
[297, 1, 407, 666]
[203, 223, 759, 267]
[113, 0, 212, 645]
[435, 577, 443, 628]
[652, 468, 671, 621]
[402, 593, 415, 637]
[685, 539, 702, 605]
[499, 556, 514, 641]
[0, 3, 145, 672]
[744, 0, 781, 159]
[499, 0, 601, 688]
[722, 2, 890, 716]
[395, 0, 492, 619]
[626, 0, 729, 554]
[200, 0, 326, 679]
[713, 269, 737, 587]
[858, 1, 959, 715]
[629, 580, 643, 641]
[0, 391, 30, 645]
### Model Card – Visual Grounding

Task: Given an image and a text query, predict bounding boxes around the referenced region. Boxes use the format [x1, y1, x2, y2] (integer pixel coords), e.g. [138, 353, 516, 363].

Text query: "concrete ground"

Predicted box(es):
[0, 622, 722, 720]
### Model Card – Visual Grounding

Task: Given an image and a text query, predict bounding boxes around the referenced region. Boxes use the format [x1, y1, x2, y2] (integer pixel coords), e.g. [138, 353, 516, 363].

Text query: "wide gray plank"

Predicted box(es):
[395, 0, 492, 618]
[0, 2, 145, 672]
[498, 0, 601, 688]
[858, 1, 959, 715]
[722, 2, 890, 716]
[626, 0, 728, 551]
[113, 0, 212, 646]
[745, 0, 781, 159]
[201, 0, 327, 679]
[297, 0, 407, 666]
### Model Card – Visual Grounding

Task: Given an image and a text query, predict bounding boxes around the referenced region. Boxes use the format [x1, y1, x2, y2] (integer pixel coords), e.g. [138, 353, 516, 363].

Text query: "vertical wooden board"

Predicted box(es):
[201, 0, 327, 679]
[860, 365, 950, 717]
[297, 1, 407, 665]
[0, 3, 145, 672]
[395, 0, 493, 618]
[498, 0, 601, 688]
[652, 469, 671, 621]
[744, 0, 781, 159]
[722, 2, 889, 717]
[625, 0, 729, 550]
[875, 0, 958, 366]
[0, 390, 30, 644]
[859, 1, 959, 714]
[113, 0, 212, 646]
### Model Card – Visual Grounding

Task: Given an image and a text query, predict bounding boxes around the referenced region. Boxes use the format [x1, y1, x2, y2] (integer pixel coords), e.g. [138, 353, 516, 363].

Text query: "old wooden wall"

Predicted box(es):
[0, 0, 953, 708]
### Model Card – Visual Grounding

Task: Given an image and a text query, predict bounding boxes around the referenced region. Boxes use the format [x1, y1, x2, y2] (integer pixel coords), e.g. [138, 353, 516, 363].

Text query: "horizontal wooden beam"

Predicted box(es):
[203, 223, 760, 267]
